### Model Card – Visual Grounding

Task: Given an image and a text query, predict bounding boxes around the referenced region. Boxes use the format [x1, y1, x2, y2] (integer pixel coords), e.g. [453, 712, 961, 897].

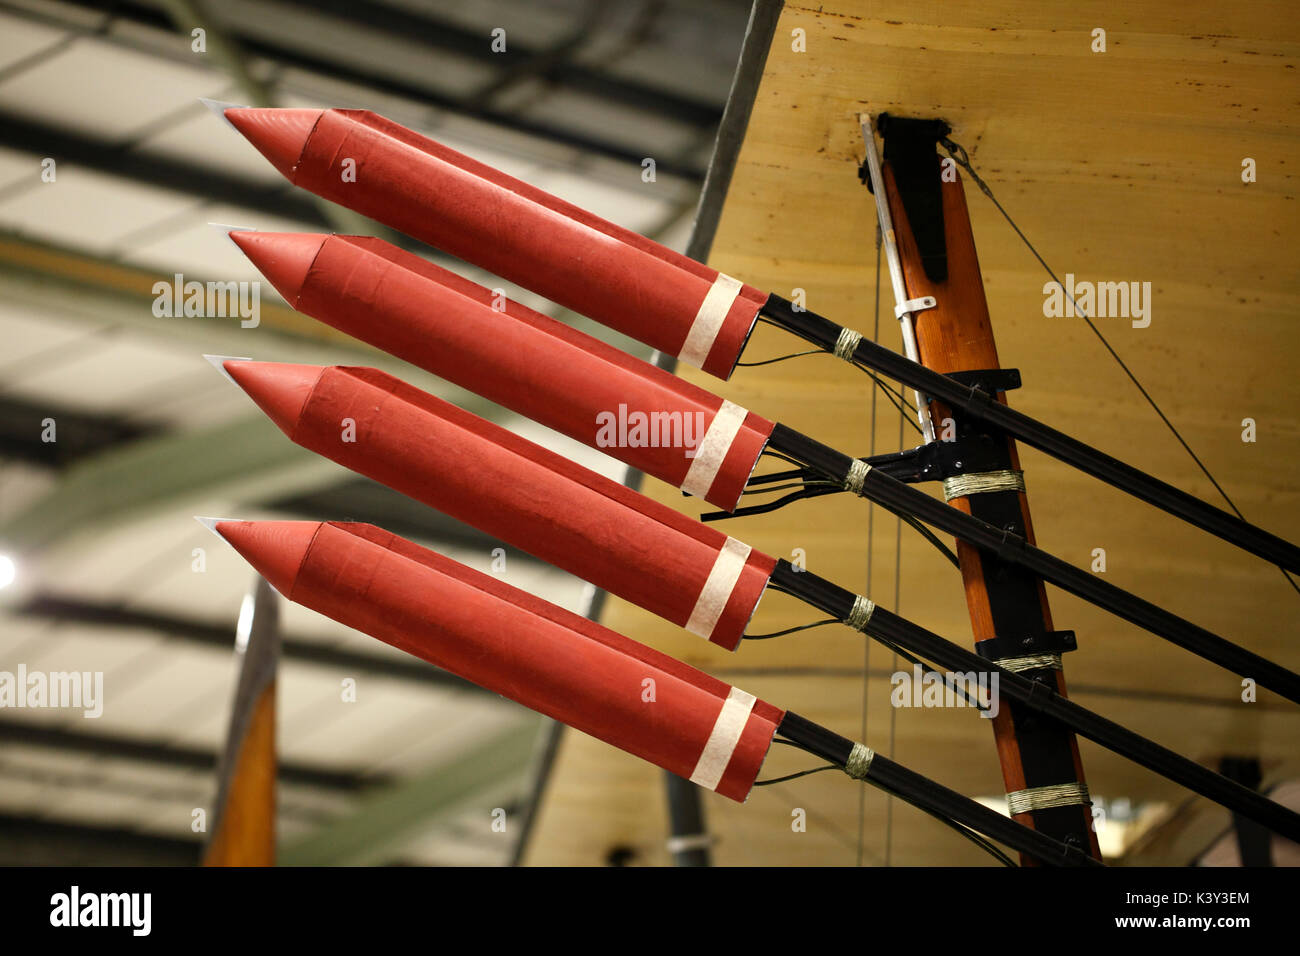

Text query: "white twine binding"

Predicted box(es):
[942, 469, 1025, 502]
[844, 594, 876, 631]
[845, 742, 875, 780]
[833, 327, 862, 360]
[992, 653, 1063, 673]
[666, 833, 715, 854]
[843, 458, 871, 495]
[1005, 782, 1091, 815]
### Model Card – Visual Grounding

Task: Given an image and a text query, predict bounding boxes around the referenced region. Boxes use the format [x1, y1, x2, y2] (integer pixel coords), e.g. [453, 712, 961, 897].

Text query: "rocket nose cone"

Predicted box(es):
[224, 107, 323, 180]
[213, 520, 322, 599]
[222, 360, 326, 436]
[230, 231, 327, 307]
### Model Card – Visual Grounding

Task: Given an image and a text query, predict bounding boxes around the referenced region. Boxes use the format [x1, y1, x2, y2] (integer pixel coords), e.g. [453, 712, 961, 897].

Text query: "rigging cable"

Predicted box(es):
[940, 135, 1300, 600]
[857, 227, 884, 867]
[769, 738, 1017, 867]
[751, 314, 926, 432]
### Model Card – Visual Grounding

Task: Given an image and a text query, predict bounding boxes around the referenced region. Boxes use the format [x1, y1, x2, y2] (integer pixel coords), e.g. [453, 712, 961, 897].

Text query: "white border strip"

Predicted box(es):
[690, 686, 757, 790]
[681, 400, 748, 498]
[685, 536, 751, 638]
[680, 273, 743, 368]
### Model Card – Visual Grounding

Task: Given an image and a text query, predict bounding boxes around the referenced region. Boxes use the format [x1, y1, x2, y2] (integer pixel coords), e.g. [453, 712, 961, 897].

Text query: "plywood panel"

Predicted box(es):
[527, 0, 1300, 865]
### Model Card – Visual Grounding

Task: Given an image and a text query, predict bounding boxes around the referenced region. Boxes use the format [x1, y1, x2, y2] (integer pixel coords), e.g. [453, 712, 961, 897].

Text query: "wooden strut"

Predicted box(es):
[881, 161, 1104, 864]
[203, 575, 280, 866]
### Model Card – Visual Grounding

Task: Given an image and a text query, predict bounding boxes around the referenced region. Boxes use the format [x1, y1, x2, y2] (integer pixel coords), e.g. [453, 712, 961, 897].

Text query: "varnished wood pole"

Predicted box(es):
[203, 575, 280, 866]
[881, 160, 1103, 863]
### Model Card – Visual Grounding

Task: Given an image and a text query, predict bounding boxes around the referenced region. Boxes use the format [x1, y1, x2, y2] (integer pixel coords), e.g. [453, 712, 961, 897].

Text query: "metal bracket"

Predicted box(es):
[895, 295, 937, 319]
[854, 367, 1023, 484]
[946, 367, 1022, 395]
[976, 630, 1079, 660]
[864, 438, 1006, 485]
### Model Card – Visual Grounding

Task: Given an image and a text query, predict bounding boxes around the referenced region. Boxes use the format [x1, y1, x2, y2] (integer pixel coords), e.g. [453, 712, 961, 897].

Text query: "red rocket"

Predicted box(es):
[215, 360, 774, 651]
[229, 230, 773, 511]
[202, 518, 781, 802]
[221, 107, 765, 379]
[199, 517, 1112, 863]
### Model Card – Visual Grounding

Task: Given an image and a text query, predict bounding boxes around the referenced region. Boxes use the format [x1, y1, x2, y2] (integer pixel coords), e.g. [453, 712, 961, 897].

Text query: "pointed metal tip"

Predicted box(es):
[208, 222, 256, 247]
[199, 98, 249, 130]
[195, 516, 235, 538]
[209, 221, 256, 233]
[203, 354, 252, 385]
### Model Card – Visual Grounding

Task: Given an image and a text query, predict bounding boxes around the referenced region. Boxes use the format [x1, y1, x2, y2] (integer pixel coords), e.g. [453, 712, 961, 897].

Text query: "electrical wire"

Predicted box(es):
[739, 479, 841, 496]
[744, 618, 840, 640]
[736, 348, 833, 367]
[752, 314, 925, 436]
[760, 448, 808, 469]
[753, 765, 840, 785]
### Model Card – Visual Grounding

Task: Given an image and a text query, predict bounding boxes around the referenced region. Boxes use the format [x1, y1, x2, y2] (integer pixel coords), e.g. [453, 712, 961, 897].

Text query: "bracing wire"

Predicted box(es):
[746, 610, 986, 710]
[885, 239, 905, 867]
[772, 736, 1017, 866]
[858, 226, 884, 866]
[898, 513, 961, 569]
[941, 135, 1300, 601]
[866, 769, 1018, 868]
[850, 367, 926, 430]
[752, 314, 925, 436]
[871, 636, 988, 712]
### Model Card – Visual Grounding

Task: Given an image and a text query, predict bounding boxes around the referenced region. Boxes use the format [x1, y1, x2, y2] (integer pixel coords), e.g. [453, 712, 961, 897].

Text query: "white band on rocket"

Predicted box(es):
[690, 686, 758, 790]
[680, 273, 743, 368]
[685, 536, 751, 639]
[681, 399, 748, 498]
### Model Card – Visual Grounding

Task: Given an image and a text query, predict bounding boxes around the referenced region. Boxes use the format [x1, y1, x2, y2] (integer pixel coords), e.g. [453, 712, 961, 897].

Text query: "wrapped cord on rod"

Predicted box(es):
[758, 294, 1300, 573]
[776, 711, 1099, 867]
[765, 424, 1300, 704]
[767, 561, 1300, 844]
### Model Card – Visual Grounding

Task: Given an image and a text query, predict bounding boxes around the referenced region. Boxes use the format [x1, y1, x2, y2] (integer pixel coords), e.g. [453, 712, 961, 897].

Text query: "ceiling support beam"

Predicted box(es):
[0, 811, 199, 866]
[0, 231, 383, 358]
[0, 111, 323, 224]
[269, 0, 722, 129]
[0, 394, 157, 468]
[279, 719, 542, 865]
[14, 592, 487, 695]
[156, 0, 380, 237]
[0, 411, 338, 556]
[0, 371, 509, 558]
[0, 716, 381, 792]
[42, 0, 712, 181]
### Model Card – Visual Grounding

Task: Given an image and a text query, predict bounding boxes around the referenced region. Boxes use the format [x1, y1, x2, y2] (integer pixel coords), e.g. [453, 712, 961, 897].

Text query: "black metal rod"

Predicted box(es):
[769, 562, 1300, 844]
[766, 424, 1300, 704]
[759, 294, 1300, 573]
[663, 773, 712, 866]
[776, 712, 1098, 866]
